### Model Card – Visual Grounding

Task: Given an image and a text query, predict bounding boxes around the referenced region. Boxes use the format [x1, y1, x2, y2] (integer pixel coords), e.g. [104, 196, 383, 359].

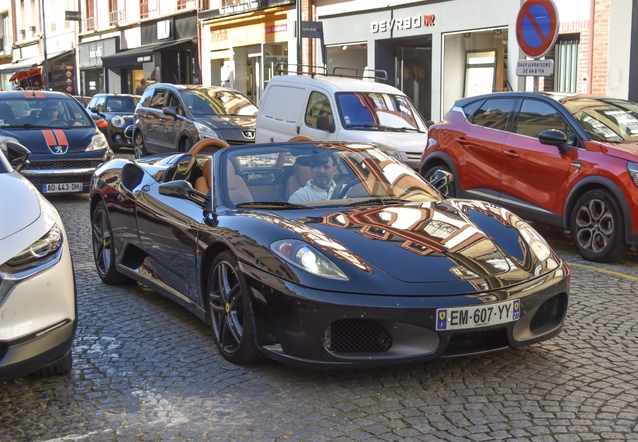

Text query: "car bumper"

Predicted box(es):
[0, 242, 77, 377]
[246, 263, 569, 368]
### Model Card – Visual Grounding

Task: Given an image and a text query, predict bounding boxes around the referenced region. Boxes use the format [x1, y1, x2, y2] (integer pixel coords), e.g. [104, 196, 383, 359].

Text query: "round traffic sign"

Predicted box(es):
[516, 0, 559, 59]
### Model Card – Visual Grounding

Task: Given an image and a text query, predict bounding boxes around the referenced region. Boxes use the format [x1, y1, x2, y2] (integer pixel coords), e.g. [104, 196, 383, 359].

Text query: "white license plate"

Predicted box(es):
[436, 299, 520, 331]
[42, 182, 84, 193]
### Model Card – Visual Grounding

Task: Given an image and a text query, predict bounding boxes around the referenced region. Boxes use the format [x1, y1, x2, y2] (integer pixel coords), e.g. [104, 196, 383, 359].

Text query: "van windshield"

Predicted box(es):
[336, 92, 428, 132]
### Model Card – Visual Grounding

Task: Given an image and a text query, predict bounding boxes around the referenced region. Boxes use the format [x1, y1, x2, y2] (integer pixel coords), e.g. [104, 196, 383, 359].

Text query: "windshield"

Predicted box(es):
[0, 96, 94, 129]
[218, 143, 441, 207]
[184, 88, 258, 117]
[562, 97, 638, 143]
[336, 92, 428, 132]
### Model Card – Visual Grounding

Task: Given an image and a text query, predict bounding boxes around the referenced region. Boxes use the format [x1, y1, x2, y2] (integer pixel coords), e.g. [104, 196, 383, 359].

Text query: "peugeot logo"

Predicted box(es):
[50, 144, 69, 155]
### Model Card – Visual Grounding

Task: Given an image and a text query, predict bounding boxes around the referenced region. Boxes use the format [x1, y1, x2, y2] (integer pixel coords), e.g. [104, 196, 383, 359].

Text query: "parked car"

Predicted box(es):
[0, 90, 113, 194]
[133, 83, 257, 159]
[255, 68, 429, 169]
[87, 93, 140, 151]
[420, 91, 638, 263]
[89, 138, 569, 368]
[0, 139, 77, 377]
[72, 96, 91, 107]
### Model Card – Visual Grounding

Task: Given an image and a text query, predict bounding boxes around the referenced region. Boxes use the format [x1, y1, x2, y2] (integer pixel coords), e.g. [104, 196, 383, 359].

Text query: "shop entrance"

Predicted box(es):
[396, 46, 432, 120]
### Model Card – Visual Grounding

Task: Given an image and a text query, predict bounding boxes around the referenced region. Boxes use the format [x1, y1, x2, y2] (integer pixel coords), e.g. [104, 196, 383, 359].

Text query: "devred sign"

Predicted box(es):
[516, 0, 559, 59]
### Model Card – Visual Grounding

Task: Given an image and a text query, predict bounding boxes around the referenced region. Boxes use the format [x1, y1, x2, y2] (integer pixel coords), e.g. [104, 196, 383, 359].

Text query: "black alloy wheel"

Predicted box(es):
[91, 201, 133, 285]
[570, 189, 628, 262]
[207, 251, 262, 364]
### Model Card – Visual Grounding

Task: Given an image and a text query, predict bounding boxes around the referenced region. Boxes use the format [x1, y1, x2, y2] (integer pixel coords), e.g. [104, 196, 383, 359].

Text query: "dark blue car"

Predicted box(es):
[0, 90, 113, 194]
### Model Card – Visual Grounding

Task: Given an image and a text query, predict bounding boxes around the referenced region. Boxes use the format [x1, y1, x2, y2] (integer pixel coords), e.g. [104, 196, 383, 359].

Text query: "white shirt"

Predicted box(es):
[289, 180, 337, 203]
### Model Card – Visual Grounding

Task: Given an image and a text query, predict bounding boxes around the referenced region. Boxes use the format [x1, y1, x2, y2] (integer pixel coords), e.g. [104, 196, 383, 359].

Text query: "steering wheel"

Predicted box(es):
[188, 138, 230, 156]
[51, 119, 69, 127]
[335, 179, 361, 199]
[288, 136, 314, 142]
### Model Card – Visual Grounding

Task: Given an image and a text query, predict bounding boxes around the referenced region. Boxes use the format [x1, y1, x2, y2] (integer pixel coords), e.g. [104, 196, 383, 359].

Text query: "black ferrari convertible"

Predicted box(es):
[89, 138, 570, 368]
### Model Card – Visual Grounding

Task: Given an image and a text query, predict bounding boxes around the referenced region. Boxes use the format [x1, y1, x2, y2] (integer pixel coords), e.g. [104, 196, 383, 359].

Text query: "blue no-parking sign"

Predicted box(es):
[516, 0, 559, 59]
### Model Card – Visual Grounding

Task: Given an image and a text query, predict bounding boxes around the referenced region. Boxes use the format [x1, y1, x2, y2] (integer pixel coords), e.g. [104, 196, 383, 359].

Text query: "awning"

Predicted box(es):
[102, 38, 195, 68]
[0, 55, 45, 75]
[9, 67, 41, 82]
[0, 50, 74, 75]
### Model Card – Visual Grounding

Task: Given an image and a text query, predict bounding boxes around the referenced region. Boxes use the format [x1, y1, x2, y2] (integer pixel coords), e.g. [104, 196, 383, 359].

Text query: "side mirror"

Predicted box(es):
[6, 141, 30, 172]
[539, 129, 570, 155]
[159, 179, 207, 202]
[163, 106, 178, 119]
[316, 115, 335, 133]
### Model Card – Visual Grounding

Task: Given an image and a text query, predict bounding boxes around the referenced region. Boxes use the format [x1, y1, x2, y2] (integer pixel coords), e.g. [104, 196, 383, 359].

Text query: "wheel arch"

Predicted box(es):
[564, 176, 635, 244]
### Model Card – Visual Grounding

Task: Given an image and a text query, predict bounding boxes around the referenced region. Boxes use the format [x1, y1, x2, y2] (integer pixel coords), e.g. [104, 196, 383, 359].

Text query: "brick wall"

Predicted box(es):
[591, 0, 610, 94]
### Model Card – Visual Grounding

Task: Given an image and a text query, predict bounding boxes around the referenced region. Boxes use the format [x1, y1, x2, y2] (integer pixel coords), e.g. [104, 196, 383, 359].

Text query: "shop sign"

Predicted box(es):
[371, 14, 435, 33]
[219, 1, 259, 16]
[266, 24, 287, 34]
[137, 55, 153, 63]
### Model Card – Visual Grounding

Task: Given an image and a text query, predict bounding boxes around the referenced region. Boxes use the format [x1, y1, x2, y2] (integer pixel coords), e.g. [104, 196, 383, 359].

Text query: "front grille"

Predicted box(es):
[327, 319, 392, 354]
[22, 160, 103, 171]
[530, 294, 567, 331]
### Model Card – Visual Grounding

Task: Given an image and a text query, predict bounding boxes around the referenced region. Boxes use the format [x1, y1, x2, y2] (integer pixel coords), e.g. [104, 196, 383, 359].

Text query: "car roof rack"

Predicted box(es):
[275, 64, 388, 81]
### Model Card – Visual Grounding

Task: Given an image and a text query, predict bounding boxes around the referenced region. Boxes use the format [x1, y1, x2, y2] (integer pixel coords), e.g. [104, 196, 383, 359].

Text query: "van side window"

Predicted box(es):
[305, 92, 333, 129]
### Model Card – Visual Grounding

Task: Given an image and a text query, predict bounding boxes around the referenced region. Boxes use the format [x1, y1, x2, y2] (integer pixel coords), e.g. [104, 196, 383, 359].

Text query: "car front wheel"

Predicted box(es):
[570, 190, 628, 262]
[134, 132, 148, 159]
[207, 251, 262, 364]
[92, 201, 134, 284]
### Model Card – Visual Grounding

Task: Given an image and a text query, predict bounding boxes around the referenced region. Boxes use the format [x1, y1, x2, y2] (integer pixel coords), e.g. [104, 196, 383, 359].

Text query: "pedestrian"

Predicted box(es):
[136, 78, 148, 95]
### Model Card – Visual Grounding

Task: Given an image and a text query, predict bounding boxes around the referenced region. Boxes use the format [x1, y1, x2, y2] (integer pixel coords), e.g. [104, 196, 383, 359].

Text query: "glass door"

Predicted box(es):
[396, 47, 432, 120]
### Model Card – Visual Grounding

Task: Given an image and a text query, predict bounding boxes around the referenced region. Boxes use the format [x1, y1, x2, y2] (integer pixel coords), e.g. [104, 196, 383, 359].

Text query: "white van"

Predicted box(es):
[255, 72, 429, 169]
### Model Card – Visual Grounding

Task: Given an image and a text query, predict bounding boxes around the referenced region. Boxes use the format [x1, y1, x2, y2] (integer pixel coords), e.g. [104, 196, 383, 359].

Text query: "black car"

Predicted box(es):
[0, 90, 113, 194]
[132, 83, 257, 159]
[87, 93, 140, 151]
[89, 138, 569, 368]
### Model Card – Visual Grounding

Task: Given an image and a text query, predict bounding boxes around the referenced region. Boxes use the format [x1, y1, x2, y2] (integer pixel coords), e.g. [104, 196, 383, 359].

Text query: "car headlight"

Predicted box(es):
[1, 223, 63, 273]
[271, 239, 348, 280]
[514, 219, 552, 262]
[627, 162, 638, 188]
[87, 132, 109, 151]
[111, 115, 125, 128]
[193, 121, 220, 140]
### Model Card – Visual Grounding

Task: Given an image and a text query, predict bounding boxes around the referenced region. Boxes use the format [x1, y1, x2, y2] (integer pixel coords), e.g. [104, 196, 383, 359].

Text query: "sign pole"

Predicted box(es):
[41, 0, 48, 90]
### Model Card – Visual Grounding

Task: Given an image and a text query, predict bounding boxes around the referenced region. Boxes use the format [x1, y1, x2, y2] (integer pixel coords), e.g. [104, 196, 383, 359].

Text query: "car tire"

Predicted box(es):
[29, 350, 72, 377]
[570, 189, 629, 262]
[92, 201, 134, 284]
[134, 132, 148, 159]
[180, 137, 192, 152]
[207, 251, 263, 364]
[423, 165, 457, 198]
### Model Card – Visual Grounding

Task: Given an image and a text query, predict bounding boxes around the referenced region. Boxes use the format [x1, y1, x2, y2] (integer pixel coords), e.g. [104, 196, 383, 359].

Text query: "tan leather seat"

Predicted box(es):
[194, 158, 212, 195]
[195, 158, 253, 205]
[286, 160, 312, 200]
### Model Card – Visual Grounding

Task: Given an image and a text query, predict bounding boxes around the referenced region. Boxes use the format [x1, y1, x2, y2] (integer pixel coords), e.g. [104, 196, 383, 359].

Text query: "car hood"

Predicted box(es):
[0, 127, 97, 155]
[596, 140, 638, 162]
[194, 115, 256, 131]
[0, 171, 41, 242]
[253, 199, 558, 289]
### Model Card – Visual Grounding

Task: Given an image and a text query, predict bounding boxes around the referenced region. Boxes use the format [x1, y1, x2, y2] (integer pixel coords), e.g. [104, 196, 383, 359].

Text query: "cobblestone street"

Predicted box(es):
[1, 191, 638, 441]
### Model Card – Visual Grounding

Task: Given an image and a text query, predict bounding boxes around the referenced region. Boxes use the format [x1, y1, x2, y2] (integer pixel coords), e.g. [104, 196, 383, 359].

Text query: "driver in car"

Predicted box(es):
[289, 151, 339, 202]
[39, 104, 60, 125]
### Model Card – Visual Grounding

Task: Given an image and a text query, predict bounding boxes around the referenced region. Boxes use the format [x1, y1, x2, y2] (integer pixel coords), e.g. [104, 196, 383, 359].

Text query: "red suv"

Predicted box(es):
[420, 92, 638, 262]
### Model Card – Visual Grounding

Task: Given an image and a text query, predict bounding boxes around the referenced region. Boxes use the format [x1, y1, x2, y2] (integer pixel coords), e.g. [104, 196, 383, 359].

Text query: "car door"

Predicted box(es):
[143, 88, 170, 153]
[163, 92, 189, 151]
[454, 97, 516, 202]
[134, 158, 203, 305]
[87, 96, 105, 122]
[500, 97, 576, 218]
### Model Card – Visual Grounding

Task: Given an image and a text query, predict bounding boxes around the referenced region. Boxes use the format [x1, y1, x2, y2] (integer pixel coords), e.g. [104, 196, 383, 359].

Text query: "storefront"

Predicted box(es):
[199, 0, 294, 104]
[0, 46, 77, 93]
[78, 37, 119, 96]
[101, 13, 199, 94]
[317, 0, 522, 121]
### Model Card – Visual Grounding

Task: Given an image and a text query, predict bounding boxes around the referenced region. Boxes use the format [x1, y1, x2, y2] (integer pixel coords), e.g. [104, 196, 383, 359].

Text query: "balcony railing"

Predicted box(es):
[109, 9, 123, 26]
